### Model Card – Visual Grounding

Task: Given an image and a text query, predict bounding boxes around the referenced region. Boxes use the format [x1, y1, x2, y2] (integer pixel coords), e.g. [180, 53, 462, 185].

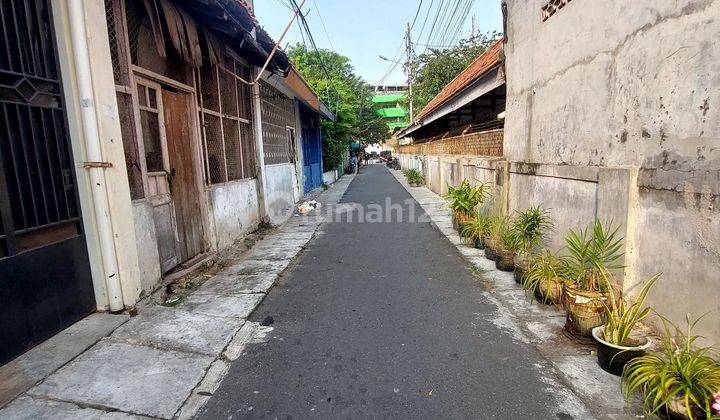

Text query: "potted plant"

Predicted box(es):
[459, 213, 490, 249]
[592, 272, 659, 375]
[510, 206, 553, 283]
[622, 315, 720, 419]
[563, 219, 625, 338]
[445, 180, 489, 230]
[522, 250, 568, 304]
[404, 168, 425, 187]
[495, 221, 516, 272]
[484, 215, 505, 261]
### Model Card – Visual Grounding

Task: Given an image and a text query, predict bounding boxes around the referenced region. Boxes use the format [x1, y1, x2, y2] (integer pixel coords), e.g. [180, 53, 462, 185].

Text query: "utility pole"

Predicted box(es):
[405, 22, 414, 121]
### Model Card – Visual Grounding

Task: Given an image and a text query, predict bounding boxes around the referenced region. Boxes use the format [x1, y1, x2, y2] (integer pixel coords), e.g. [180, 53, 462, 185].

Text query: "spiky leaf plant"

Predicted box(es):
[565, 219, 625, 292]
[602, 271, 660, 346]
[509, 206, 553, 253]
[522, 250, 569, 303]
[622, 315, 720, 419]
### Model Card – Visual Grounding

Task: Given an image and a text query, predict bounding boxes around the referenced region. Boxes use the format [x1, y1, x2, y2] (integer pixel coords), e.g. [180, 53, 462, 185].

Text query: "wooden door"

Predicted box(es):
[162, 89, 203, 262]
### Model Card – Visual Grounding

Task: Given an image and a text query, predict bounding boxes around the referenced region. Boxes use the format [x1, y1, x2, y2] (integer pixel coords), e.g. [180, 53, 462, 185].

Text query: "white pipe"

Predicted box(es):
[68, 0, 124, 312]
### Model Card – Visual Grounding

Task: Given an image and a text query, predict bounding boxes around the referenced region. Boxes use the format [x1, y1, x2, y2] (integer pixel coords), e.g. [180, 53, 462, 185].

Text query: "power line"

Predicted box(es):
[311, 0, 335, 51]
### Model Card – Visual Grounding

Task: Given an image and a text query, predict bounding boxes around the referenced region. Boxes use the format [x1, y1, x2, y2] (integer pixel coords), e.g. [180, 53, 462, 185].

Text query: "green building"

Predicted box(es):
[372, 85, 409, 130]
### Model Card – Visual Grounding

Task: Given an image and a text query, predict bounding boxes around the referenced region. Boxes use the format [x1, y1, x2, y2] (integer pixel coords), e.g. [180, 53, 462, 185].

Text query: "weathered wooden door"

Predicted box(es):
[0, 0, 95, 364]
[162, 89, 203, 262]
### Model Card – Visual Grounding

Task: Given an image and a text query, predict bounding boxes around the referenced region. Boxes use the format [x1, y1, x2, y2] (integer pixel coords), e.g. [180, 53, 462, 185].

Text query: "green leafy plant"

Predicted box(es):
[602, 271, 660, 346]
[444, 180, 490, 216]
[522, 250, 568, 303]
[565, 220, 625, 292]
[460, 213, 490, 242]
[486, 214, 509, 243]
[509, 206, 553, 253]
[403, 169, 425, 184]
[622, 315, 720, 419]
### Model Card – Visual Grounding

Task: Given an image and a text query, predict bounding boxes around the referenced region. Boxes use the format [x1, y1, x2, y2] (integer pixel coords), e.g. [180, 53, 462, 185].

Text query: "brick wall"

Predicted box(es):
[397, 129, 503, 157]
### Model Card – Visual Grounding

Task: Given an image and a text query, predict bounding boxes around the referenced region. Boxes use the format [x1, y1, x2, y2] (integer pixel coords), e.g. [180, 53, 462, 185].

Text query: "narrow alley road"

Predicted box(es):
[199, 165, 587, 419]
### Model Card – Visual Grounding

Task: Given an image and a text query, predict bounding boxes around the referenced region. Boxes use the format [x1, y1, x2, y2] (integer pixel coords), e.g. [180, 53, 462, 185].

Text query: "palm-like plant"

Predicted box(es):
[445, 180, 490, 216]
[522, 250, 568, 304]
[460, 214, 490, 243]
[565, 220, 625, 292]
[602, 271, 660, 346]
[404, 169, 424, 185]
[622, 315, 720, 419]
[510, 206, 553, 254]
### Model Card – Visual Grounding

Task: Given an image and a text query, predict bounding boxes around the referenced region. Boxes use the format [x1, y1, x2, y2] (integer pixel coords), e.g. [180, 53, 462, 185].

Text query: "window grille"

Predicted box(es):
[203, 114, 225, 184]
[198, 55, 255, 184]
[104, 0, 122, 84]
[259, 81, 295, 165]
[125, 0, 145, 65]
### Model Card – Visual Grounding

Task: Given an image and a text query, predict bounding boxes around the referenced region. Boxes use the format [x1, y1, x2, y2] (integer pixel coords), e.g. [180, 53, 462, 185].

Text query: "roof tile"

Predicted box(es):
[414, 40, 504, 122]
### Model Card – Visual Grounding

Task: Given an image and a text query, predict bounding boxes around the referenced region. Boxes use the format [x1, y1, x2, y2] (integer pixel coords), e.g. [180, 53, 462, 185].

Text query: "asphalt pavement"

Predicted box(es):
[198, 164, 586, 419]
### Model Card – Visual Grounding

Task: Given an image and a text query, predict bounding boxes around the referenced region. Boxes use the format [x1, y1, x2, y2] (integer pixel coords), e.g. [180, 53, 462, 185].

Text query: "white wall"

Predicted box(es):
[207, 180, 262, 250]
[264, 164, 297, 226]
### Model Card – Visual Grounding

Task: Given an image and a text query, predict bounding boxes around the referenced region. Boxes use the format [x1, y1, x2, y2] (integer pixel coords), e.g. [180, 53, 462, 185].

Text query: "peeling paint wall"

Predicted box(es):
[504, 0, 720, 341]
[207, 180, 261, 250]
[263, 164, 297, 226]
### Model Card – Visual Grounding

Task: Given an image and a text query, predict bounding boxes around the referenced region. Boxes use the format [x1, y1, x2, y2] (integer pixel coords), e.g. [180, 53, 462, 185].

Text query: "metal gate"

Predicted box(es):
[0, 0, 95, 365]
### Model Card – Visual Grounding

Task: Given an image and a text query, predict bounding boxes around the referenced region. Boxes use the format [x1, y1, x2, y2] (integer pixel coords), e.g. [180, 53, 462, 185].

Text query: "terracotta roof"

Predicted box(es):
[414, 40, 504, 122]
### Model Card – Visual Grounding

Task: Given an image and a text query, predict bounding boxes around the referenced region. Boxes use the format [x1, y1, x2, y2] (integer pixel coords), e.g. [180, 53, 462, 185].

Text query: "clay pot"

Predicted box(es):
[513, 252, 532, 284]
[563, 285, 617, 337]
[474, 236, 485, 249]
[536, 277, 564, 304]
[484, 237, 498, 261]
[495, 246, 515, 272]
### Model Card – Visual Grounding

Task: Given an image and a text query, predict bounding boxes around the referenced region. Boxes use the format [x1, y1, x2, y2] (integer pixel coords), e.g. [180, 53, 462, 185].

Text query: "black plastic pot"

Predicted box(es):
[514, 268, 525, 285]
[592, 327, 651, 376]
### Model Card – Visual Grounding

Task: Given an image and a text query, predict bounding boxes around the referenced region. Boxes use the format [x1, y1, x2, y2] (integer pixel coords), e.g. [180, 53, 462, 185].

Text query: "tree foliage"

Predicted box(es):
[409, 31, 501, 113]
[288, 45, 388, 170]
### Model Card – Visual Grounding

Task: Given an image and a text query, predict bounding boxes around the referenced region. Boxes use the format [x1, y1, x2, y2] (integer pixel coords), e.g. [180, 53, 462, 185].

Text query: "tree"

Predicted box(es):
[409, 31, 501, 114]
[288, 45, 389, 170]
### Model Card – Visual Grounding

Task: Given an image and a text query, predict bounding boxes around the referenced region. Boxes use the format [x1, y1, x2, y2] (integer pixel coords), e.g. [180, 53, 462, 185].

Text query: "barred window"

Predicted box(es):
[198, 56, 256, 184]
[260, 81, 296, 165]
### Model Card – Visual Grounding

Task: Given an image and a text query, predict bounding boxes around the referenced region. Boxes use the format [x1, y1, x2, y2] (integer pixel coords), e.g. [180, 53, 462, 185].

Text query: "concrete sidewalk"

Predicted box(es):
[388, 168, 645, 419]
[0, 176, 354, 419]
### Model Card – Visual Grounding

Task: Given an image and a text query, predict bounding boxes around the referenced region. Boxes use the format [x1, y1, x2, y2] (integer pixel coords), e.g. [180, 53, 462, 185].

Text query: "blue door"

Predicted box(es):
[300, 105, 323, 193]
[302, 125, 322, 193]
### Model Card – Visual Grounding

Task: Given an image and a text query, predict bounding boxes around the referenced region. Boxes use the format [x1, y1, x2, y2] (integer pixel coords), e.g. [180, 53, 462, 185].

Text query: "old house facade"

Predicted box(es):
[0, 0, 332, 364]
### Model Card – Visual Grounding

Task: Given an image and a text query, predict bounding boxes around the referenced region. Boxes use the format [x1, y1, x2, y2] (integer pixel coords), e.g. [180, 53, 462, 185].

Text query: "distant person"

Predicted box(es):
[350, 154, 358, 174]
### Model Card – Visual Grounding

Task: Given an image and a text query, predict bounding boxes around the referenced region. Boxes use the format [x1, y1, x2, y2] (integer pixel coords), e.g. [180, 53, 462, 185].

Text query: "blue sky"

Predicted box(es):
[254, 1, 503, 85]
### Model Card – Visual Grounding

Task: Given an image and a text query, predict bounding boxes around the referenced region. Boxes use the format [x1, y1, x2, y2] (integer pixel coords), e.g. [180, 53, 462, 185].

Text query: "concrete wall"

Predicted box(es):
[207, 180, 262, 250]
[263, 164, 297, 226]
[131, 201, 162, 294]
[323, 170, 338, 185]
[503, 0, 720, 341]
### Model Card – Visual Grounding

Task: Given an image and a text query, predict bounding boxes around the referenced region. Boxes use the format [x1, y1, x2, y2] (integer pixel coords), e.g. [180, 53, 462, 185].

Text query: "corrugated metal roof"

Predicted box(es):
[414, 40, 504, 122]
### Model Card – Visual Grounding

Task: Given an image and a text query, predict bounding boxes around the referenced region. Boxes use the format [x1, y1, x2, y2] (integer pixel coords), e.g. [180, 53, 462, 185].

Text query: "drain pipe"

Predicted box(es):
[67, 0, 124, 312]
